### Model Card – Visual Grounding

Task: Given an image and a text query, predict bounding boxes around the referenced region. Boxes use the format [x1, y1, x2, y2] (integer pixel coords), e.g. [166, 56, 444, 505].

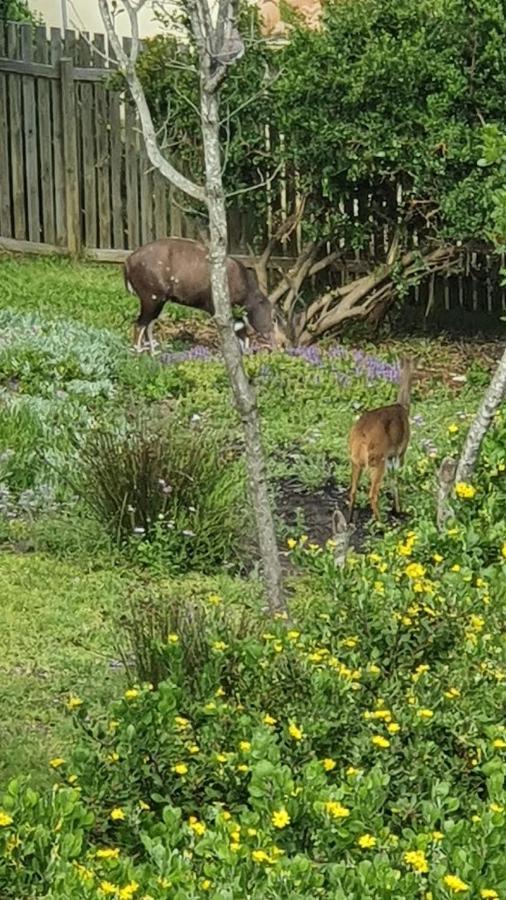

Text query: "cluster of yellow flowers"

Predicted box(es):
[454, 481, 476, 500]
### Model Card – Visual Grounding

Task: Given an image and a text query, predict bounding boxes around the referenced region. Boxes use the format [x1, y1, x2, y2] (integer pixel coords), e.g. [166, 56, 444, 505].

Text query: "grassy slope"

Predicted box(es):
[0, 254, 484, 786]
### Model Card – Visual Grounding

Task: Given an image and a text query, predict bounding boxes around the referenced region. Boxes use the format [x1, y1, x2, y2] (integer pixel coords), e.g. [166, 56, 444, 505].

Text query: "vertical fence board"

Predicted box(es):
[0, 25, 11, 237]
[109, 89, 123, 247]
[154, 170, 167, 237]
[78, 33, 97, 248]
[34, 25, 55, 244]
[7, 24, 26, 239]
[60, 57, 80, 253]
[139, 141, 153, 244]
[94, 33, 111, 248]
[20, 24, 41, 241]
[123, 39, 139, 250]
[50, 28, 66, 244]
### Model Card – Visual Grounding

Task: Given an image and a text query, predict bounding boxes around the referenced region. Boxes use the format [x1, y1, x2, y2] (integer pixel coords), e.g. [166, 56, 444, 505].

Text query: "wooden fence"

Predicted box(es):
[0, 21, 505, 323]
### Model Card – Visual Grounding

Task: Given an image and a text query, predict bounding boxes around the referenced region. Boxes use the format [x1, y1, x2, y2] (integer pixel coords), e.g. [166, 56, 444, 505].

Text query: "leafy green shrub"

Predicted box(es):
[2, 519, 505, 898]
[76, 408, 249, 574]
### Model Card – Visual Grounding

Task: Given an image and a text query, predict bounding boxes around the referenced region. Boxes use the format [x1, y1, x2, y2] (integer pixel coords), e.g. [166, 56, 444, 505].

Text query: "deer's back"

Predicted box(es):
[349, 403, 410, 468]
[125, 238, 250, 312]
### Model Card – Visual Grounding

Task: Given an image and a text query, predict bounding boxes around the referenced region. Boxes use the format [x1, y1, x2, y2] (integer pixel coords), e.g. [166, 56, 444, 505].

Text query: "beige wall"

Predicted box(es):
[29, 0, 187, 37]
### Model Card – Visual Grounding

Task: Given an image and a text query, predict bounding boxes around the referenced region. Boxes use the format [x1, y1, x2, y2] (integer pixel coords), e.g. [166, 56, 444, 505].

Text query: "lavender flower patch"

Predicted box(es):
[160, 341, 400, 386]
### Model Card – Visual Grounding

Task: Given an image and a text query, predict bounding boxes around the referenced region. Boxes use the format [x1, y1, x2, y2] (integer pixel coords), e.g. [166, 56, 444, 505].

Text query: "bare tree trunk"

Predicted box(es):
[199, 84, 284, 612]
[455, 348, 506, 484]
[436, 456, 457, 532]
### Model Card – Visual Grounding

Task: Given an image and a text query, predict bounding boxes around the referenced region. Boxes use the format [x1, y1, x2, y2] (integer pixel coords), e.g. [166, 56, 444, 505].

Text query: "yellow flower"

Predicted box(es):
[215, 687, 225, 697]
[405, 562, 426, 579]
[106, 752, 119, 764]
[139, 800, 150, 811]
[342, 636, 358, 648]
[501, 545, 506, 560]
[0, 812, 13, 827]
[368, 664, 381, 675]
[417, 708, 434, 719]
[371, 735, 390, 749]
[215, 753, 228, 764]
[322, 758, 336, 771]
[252, 849, 271, 864]
[432, 831, 444, 841]
[455, 482, 476, 500]
[124, 688, 139, 701]
[346, 766, 361, 777]
[201, 879, 212, 890]
[287, 538, 297, 549]
[99, 883, 117, 896]
[288, 722, 303, 741]
[444, 687, 460, 700]
[471, 814, 481, 824]
[387, 723, 400, 734]
[167, 633, 179, 644]
[433, 553, 444, 563]
[489, 803, 504, 814]
[208, 593, 222, 605]
[172, 762, 188, 776]
[481, 891, 499, 899]
[119, 882, 139, 900]
[448, 423, 459, 434]
[49, 757, 65, 769]
[451, 564, 461, 573]
[110, 807, 125, 821]
[247, 827, 258, 837]
[493, 738, 506, 749]
[236, 763, 249, 773]
[67, 774, 78, 784]
[66, 695, 83, 711]
[188, 816, 206, 836]
[239, 741, 251, 753]
[96, 848, 120, 860]
[188, 744, 200, 755]
[263, 713, 277, 726]
[175, 716, 190, 730]
[287, 630, 300, 641]
[212, 640, 228, 652]
[357, 833, 376, 849]
[324, 801, 350, 819]
[272, 808, 290, 829]
[443, 874, 470, 893]
[412, 664, 430, 681]
[404, 849, 429, 874]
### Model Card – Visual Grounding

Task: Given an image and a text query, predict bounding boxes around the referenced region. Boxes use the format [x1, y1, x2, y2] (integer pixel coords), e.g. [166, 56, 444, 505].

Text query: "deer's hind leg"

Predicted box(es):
[348, 461, 362, 523]
[369, 460, 386, 521]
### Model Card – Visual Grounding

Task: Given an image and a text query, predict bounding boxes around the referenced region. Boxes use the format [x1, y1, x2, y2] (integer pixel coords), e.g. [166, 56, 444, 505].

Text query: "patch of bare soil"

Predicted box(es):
[275, 476, 405, 553]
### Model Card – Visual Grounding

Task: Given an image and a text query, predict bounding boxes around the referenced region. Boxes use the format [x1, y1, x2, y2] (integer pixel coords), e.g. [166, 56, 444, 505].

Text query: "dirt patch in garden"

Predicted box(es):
[275, 476, 405, 553]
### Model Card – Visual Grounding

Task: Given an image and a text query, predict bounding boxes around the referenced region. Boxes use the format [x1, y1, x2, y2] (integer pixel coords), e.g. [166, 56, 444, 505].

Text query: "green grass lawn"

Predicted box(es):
[0, 253, 489, 788]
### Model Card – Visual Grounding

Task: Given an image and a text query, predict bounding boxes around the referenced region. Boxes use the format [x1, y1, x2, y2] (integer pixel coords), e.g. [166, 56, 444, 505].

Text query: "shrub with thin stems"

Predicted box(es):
[76, 407, 249, 573]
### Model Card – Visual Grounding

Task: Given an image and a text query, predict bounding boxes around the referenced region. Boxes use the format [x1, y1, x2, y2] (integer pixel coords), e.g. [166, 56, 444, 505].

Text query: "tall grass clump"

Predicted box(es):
[77, 407, 249, 574]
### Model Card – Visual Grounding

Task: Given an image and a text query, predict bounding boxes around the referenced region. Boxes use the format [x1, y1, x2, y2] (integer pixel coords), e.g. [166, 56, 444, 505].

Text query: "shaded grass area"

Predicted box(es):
[0, 553, 132, 786]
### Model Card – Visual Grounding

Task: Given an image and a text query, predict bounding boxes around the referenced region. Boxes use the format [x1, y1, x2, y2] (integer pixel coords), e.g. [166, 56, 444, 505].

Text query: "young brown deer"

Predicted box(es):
[348, 357, 415, 522]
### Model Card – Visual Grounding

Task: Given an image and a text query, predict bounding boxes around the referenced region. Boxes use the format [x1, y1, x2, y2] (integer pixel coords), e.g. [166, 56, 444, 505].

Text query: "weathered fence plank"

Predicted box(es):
[78, 32, 97, 248]
[94, 33, 112, 248]
[20, 25, 41, 242]
[50, 28, 67, 245]
[7, 24, 26, 240]
[60, 57, 80, 254]
[0, 27, 11, 237]
[34, 25, 55, 244]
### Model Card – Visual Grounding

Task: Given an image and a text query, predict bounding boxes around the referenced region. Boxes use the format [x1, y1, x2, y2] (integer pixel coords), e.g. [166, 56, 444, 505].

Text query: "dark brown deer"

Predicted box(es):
[124, 237, 283, 353]
[348, 357, 415, 522]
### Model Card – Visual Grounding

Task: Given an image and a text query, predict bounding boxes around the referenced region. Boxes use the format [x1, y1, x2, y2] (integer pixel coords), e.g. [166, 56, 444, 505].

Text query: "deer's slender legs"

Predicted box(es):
[348, 461, 362, 522]
[369, 461, 386, 521]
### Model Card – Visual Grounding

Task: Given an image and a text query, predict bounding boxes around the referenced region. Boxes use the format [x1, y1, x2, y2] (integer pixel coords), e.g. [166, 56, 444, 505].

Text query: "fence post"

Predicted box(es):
[60, 57, 80, 255]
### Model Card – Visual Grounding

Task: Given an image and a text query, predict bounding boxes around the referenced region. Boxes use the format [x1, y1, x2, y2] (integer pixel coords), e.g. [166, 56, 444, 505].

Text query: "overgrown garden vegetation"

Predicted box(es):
[1, 0, 506, 896]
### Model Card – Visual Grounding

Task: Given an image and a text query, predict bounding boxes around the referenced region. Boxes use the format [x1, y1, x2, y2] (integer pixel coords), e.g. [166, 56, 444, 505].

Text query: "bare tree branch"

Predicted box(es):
[98, 0, 205, 202]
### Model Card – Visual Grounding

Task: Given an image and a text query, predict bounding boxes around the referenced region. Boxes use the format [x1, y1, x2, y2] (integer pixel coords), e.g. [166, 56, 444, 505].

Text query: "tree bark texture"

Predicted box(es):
[198, 83, 284, 613]
[455, 348, 506, 484]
